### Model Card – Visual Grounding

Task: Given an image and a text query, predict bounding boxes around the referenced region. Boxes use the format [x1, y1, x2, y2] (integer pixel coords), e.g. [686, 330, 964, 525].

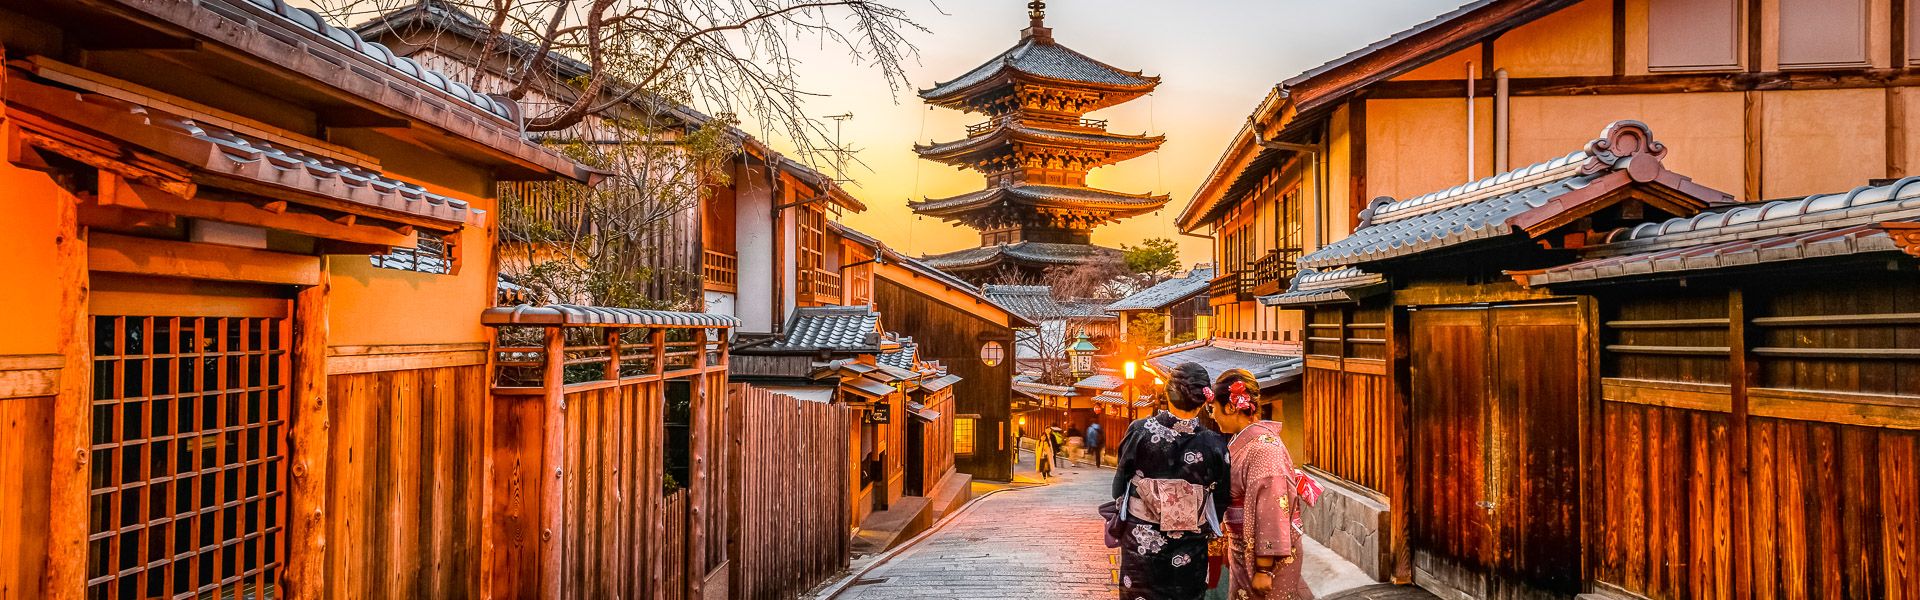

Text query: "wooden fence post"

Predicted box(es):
[540, 327, 566, 600]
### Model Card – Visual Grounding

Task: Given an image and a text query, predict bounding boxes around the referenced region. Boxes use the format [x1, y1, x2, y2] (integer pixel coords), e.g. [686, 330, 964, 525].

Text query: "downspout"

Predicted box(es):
[768, 159, 786, 333]
[1494, 68, 1511, 173]
[1466, 60, 1477, 181]
[1253, 130, 1326, 249]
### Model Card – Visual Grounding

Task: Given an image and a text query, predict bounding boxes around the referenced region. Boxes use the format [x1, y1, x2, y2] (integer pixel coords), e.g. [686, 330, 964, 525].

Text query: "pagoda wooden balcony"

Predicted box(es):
[965, 115, 1111, 136]
[703, 250, 738, 293]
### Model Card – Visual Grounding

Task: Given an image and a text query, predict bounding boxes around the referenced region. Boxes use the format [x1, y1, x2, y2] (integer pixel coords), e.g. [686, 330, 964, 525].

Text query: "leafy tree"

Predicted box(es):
[1121, 238, 1182, 287]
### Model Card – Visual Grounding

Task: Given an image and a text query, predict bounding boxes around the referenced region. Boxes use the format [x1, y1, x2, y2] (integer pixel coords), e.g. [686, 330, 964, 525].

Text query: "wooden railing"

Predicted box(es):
[846, 270, 873, 305]
[804, 269, 843, 304]
[1251, 247, 1302, 295]
[704, 250, 738, 293]
[965, 115, 1110, 136]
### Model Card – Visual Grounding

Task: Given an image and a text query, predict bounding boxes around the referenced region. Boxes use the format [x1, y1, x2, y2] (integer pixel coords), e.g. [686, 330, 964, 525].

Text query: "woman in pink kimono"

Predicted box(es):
[1209, 369, 1319, 599]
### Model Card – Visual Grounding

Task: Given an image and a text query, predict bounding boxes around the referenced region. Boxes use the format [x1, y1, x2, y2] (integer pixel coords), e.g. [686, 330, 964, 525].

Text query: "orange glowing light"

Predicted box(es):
[1123, 360, 1138, 380]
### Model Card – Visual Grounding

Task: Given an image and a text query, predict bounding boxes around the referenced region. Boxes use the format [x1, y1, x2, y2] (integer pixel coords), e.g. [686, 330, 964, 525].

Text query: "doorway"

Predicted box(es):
[1409, 303, 1583, 600]
[904, 417, 925, 497]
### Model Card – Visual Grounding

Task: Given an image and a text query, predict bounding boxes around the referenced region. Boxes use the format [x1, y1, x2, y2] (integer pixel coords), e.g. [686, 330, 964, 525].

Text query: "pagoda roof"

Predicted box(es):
[915, 123, 1164, 168]
[920, 35, 1159, 111]
[911, 185, 1169, 218]
[921, 241, 1121, 273]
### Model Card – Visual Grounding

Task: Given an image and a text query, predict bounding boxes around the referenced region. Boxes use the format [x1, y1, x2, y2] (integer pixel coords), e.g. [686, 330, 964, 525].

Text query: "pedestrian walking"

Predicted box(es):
[1085, 422, 1104, 468]
[1208, 369, 1320, 599]
[1050, 425, 1070, 466]
[1111, 362, 1230, 600]
[1035, 431, 1055, 480]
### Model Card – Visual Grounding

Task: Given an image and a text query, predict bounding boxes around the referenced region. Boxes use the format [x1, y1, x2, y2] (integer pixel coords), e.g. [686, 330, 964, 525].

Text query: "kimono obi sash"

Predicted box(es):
[1127, 477, 1217, 534]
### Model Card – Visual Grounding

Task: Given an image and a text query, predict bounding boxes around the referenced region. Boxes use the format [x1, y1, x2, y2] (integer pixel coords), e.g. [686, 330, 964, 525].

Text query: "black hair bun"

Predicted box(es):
[1166, 362, 1211, 411]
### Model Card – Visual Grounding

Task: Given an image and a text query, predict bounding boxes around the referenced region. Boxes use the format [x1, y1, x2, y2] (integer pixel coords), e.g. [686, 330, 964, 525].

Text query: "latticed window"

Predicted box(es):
[798, 204, 825, 275]
[88, 314, 289, 600]
[954, 417, 977, 456]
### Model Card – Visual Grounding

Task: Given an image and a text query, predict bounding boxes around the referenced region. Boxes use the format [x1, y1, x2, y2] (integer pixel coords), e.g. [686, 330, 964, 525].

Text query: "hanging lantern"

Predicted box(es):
[1067, 330, 1098, 379]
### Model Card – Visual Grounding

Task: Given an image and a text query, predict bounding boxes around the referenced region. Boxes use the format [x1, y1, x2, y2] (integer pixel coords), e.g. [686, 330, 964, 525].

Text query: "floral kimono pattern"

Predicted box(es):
[1114, 411, 1232, 600]
[1225, 421, 1314, 600]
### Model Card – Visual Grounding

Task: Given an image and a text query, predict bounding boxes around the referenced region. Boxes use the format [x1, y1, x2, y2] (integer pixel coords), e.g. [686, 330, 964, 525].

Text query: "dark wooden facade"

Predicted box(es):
[873, 277, 1019, 482]
[1282, 122, 1920, 599]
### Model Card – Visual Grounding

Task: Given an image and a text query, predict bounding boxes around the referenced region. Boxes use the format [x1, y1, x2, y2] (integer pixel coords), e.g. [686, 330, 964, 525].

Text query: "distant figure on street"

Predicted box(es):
[1085, 422, 1104, 468]
[1035, 432, 1055, 480]
[1112, 362, 1230, 600]
[1209, 369, 1320, 599]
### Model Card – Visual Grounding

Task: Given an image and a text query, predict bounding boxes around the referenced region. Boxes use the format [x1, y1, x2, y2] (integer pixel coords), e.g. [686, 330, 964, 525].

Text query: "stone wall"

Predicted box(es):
[1300, 472, 1390, 581]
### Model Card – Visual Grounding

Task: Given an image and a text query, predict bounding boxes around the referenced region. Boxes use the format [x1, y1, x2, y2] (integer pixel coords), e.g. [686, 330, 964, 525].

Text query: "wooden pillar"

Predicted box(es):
[45, 197, 88, 600]
[1387, 303, 1413, 584]
[539, 327, 565, 600]
[1729, 289, 1754, 599]
[287, 266, 331, 600]
[688, 328, 708, 599]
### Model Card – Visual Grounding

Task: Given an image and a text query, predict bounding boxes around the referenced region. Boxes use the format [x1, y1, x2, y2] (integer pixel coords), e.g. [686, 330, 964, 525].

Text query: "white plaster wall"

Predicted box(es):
[735, 167, 776, 333]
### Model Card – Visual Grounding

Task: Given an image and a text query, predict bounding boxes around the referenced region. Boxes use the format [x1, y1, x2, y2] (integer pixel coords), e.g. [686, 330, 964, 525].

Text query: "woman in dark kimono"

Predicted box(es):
[1113, 362, 1232, 600]
[1209, 369, 1319, 599]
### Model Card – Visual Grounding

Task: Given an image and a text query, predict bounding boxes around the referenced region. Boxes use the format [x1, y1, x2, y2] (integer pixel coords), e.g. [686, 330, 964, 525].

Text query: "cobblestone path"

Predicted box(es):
[834, 461, 1116, 599]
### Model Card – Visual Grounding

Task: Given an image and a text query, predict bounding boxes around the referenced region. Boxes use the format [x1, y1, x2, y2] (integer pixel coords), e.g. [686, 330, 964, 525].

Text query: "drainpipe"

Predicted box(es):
[1466, 60, 1477, 181]
[1494, 68, 1511, 173]
[1254, 134, 1326, 249]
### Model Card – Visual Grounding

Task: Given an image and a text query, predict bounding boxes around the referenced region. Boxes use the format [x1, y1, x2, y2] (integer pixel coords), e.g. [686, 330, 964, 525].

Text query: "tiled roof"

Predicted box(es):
[982, 285, 1118, 322]
[1297, 121, 1731, 270]
[878, 335, 918, 371]
[481, 305, 740, 328]
[826, 222, 1039, 328]
[912, 185, 1169, 216]
[1013, 380, 1075, 398]
[920, 374, 964, 393]
[1107, 267, 1215, 311]
[923, 242, 1122, 272]
[1073, 373, 1124, 391]
[921, 36, 1158, 101]
[916, 124, 1164, 166]
[10, 77, 485, 227]
[769, 306, 882, 352]
[1528, 177, 1920, 285]
[1260, 267, 1388, 307]
[1147, 342, 1303, 390]
[238, 0, 511, 120]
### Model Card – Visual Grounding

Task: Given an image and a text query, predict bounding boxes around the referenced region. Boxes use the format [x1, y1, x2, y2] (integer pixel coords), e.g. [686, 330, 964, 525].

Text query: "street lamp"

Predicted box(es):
[1067, 330, 1098, 379]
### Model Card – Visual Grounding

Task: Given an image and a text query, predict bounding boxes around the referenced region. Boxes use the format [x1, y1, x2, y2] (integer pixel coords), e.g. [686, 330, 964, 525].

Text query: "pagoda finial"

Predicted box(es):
[1022, 0, 1051, 41]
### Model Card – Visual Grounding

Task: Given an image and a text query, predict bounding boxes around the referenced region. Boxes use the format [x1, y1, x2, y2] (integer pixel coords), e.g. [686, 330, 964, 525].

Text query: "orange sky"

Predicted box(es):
[752, 0, 1466, 267]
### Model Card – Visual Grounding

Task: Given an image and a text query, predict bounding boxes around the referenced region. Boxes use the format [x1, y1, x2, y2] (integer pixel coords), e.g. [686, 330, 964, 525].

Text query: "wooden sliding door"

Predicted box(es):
[1410, 303, 1583, 600]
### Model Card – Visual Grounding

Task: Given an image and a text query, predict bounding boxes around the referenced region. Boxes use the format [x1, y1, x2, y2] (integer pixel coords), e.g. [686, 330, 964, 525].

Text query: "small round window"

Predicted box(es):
[980, 341, 1005, 367]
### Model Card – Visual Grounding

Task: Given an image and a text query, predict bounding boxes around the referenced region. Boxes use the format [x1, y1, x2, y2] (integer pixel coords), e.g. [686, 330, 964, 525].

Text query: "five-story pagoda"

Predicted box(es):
[912, 1, 1167, 283]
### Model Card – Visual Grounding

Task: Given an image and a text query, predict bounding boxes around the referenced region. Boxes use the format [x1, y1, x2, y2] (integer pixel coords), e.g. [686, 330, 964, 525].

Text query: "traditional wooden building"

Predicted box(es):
[1106, 266, 1216, 347]
[1182, 0, 1920, 588]
[836, 223, 1030, 483]
[910, 1, 1167, 283]
[0, 0, 647, 597]
[1275, 119, 1920, 599]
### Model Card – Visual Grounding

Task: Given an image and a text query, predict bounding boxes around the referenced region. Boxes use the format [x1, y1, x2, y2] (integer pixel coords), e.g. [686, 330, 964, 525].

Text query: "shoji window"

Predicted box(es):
[1648, 0, 1743, 71]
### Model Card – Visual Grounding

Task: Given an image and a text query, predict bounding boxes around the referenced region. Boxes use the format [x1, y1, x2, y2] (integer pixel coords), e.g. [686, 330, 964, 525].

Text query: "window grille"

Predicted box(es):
[88, 315, 289, 600]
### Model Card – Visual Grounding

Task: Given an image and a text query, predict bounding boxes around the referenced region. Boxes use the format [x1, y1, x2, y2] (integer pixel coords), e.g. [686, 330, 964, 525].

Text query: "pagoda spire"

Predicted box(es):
[1023, 0, 1051, 42]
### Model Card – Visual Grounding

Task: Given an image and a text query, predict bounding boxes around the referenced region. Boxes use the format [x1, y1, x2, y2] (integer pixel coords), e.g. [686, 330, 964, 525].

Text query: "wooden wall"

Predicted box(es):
[1593, 273, 1920, 599]
[726, 384, 850, 600]
[916, 388, 958, 495]
[325, 365, 488, 599]
[0, 394, 52, 599]
[1302, 304, 1397, 494]
[873, 278, 1016, 481]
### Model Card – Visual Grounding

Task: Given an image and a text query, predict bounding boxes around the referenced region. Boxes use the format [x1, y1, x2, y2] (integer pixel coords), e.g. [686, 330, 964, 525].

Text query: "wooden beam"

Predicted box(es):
[88, 232, 321, 286]
[286, 266, 330, 600]
[1601, 377, 1734, 412]
[324, 342, 488, 375]
[1746, 91, 1765, 202]
[1362, 69, 1920, 99]
[0, 354, 61, 399]
[96, 174, 413, 247]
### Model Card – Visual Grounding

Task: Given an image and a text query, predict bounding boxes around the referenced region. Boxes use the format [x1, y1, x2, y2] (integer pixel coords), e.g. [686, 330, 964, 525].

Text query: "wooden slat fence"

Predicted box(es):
[727, 383, 851, 600]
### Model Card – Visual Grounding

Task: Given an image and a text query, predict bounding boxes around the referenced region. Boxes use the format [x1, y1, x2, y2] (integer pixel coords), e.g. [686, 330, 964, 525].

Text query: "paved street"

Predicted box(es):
[834, 456, 1118, 599]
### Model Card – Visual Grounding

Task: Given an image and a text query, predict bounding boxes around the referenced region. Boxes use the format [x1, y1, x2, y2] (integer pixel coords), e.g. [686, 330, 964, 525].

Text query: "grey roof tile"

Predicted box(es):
[921, 37, 1157, 100]
[769, 306, 882, 351]
[1147, 342, 1303, 390]
[1106, 267, 1214, 311]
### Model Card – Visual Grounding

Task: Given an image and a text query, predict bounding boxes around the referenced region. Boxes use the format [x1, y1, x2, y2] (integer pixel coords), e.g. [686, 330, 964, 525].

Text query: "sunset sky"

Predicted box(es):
[763, 0, 1467, 266]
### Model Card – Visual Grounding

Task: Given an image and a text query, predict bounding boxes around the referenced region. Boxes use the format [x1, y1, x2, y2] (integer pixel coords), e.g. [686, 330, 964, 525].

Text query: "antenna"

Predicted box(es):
[824, 112, 857, 184]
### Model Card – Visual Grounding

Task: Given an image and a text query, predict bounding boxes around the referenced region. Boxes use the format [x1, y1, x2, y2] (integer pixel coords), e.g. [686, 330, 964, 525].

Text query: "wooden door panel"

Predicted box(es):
[1411, 308, 1492, 572]
[1491, 305, 1583, 596]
